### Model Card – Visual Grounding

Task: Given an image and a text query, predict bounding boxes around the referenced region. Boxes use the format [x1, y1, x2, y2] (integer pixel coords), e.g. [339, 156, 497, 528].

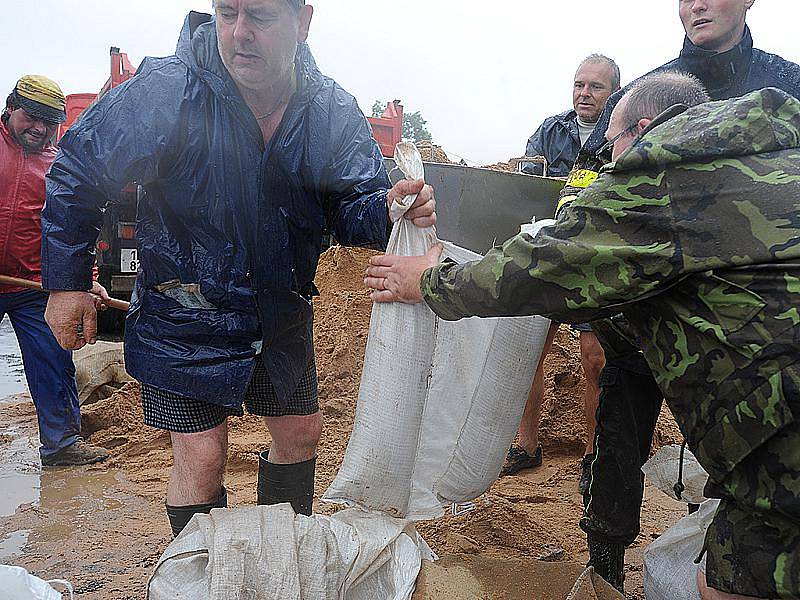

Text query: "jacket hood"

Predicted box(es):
[679, 25, 753, 96]
[174, 11, 324, 105]
[611, 87, 800, 172]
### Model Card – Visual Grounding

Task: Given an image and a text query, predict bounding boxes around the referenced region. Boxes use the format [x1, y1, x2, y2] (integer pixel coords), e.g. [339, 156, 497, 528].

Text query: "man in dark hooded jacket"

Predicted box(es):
[552, 0, 800, 589]
[40, 0, 435, 537]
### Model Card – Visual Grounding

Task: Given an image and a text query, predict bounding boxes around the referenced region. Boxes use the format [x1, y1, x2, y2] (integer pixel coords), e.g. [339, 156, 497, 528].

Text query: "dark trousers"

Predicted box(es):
[0, 290, 81, 457]
[580, 350, 663, 546]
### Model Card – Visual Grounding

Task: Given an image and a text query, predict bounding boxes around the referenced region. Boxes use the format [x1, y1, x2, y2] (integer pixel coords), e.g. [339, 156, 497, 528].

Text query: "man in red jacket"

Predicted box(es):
[0, 75, 109, 466]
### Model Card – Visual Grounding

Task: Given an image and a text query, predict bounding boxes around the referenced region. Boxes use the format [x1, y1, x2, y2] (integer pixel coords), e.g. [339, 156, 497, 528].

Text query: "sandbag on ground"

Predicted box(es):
[73, 341, 134, 405]
[643, 499, 718, 600]
[147, 505, 433, 600]
[0, 564, 72, 600]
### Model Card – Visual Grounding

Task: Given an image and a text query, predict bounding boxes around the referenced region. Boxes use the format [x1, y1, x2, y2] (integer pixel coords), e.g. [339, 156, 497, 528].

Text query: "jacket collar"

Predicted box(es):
[555, 109, 578, 124]
[679, 25, 753, 95]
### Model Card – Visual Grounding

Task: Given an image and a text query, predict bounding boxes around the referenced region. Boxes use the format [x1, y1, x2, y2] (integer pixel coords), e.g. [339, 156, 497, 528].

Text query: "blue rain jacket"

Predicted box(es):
[522, 109, 581, 178]
[42, 12, 391, 407]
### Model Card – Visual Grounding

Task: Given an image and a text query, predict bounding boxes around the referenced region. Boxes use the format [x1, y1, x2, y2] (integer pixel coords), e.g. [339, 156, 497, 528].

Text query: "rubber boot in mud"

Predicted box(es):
[587, 534, 625, 593]
[165, 486, 228, 538]
[257, 450, 315, 516]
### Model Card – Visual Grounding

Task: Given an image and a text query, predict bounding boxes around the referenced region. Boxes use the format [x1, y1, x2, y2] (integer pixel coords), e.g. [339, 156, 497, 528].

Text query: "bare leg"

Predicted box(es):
[264, 411, 323, 463]
[518, 322, 559, 454]
[580, 331, 605, 455]
[167, 421, 228, 506]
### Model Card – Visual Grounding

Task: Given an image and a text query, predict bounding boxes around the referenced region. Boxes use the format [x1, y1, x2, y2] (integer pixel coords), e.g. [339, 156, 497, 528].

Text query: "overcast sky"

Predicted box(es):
[3, 1, 798, 165]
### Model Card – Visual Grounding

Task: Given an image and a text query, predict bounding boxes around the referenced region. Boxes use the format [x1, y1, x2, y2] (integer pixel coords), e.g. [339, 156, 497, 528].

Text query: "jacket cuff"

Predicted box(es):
[420, 261, 466, 321]
[41, 256, 95, 291]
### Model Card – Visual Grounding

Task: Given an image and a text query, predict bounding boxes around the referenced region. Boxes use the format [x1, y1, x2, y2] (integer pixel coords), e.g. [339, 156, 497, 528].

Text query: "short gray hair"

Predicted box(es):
[619, 71, 710, 129]
[212, 0, 305, 11]
[578, 54, 621, 91]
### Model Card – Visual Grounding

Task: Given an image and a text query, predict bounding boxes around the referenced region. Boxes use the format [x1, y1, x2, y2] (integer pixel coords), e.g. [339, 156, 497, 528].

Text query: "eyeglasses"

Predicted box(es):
[595, 123, 639, 159]
[595, 103, 691, 160]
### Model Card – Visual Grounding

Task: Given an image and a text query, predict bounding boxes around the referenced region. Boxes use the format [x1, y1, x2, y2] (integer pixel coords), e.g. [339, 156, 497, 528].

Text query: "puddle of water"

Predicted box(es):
[0, 317, 27, 401]
[1, 424, 127, 535]
[36, 468, 128, 542]
[0, 529, 30, 561]
[0, 426, 41, 517]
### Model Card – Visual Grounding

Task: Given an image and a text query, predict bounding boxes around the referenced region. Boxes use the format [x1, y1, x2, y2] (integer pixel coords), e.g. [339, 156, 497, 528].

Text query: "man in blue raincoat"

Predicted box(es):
[41, 0, 436, 537]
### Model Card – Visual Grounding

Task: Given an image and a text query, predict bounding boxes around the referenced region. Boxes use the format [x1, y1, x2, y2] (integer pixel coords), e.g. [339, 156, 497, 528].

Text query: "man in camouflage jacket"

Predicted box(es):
[366, 83, 800, 598]
[556, 3, 800, 588]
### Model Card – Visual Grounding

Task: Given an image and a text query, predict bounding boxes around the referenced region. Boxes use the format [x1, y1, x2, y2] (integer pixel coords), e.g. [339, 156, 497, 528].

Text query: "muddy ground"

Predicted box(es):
[0, 247, 687, 598]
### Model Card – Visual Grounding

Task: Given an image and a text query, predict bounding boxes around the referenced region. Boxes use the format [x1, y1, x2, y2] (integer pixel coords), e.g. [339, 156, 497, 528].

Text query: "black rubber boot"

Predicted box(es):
[257, 450, 315, 516]
[587, 534, 626, 593]
[165, 486, 228, 538]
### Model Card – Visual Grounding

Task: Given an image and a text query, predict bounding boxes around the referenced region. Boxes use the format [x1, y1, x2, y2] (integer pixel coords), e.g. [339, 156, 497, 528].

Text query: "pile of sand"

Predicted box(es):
[415, 140, 455, 164]
[482, 159, 519, 172]
[482, 156, 561, 176]
[80, 245, 681, 560]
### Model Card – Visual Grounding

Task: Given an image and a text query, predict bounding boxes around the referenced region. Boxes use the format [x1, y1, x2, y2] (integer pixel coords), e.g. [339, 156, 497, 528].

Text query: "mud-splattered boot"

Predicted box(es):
[587, 534, 625, 593]
[41, 439, 110, 467]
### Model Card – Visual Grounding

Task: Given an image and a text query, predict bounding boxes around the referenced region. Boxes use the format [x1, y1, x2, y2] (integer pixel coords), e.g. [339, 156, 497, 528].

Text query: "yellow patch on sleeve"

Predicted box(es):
[565, 169, 599, 189]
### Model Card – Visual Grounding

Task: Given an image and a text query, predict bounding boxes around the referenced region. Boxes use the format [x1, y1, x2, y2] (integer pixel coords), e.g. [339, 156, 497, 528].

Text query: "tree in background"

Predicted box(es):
[372, 101, 432, 143]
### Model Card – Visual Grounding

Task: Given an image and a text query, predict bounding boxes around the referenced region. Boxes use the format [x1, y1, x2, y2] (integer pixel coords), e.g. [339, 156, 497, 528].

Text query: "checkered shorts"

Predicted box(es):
[141, 358, 319, 433]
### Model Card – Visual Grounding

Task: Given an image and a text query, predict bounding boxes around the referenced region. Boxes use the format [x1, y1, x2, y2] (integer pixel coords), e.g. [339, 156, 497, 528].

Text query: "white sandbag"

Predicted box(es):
[643, 499, 718, 600]
[73, 341, 134, 405]
[324, 142, 550, 519]
[520, 218, 557, 238]
[146, 505, 433, 600]
[0, 564, 72, 600]
[642, 444, 710, 504]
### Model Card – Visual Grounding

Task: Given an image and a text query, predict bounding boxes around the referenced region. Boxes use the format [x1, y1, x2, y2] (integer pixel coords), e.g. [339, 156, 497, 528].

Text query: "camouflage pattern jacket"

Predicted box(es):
[421, 88, 800, 483]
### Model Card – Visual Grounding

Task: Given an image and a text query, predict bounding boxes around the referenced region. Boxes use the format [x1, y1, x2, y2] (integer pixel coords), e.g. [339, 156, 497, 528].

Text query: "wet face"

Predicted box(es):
[5, 106, 56, 151]
[572, 61, 617, 123]
[215, 0, 313, 92]
[679, 0, 754, 53]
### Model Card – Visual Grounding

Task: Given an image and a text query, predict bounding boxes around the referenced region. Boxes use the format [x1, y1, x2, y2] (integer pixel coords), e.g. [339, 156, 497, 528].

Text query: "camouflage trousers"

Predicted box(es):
[703, 419, 800, 598]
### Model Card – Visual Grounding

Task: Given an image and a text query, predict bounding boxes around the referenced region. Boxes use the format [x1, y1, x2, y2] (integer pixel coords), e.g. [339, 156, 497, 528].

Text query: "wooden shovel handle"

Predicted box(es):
[0, 275, 130, 312]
